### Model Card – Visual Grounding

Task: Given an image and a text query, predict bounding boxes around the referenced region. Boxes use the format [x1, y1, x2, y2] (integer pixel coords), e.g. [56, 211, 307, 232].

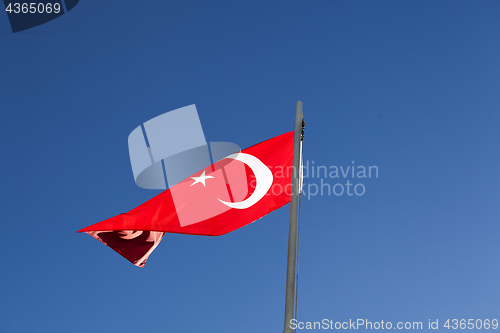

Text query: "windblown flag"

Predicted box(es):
[79, 131, 295, 267]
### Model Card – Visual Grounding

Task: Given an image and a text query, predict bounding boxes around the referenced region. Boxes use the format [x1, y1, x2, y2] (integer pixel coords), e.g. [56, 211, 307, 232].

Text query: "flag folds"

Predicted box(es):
[79, 131, 295, 267]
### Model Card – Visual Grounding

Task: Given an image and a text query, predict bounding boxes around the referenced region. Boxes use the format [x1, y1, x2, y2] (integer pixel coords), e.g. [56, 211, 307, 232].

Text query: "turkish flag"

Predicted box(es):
[79, 131, 295, 266]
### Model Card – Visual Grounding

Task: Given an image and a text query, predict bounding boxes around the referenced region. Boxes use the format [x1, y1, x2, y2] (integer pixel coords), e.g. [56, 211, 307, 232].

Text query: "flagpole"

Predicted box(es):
[283, 101, 304, 333]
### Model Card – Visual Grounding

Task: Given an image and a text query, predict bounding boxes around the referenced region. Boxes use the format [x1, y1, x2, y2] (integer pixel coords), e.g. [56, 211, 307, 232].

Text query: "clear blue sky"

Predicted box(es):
[1, 1, 500, 332]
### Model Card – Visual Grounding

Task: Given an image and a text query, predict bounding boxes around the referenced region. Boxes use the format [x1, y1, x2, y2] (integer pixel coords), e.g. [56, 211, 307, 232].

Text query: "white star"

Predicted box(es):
[190, 170, 214, 187]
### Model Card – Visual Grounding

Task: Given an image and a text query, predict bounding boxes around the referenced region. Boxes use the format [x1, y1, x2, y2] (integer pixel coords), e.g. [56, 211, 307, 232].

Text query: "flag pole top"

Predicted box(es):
[295, 101, 305, 141]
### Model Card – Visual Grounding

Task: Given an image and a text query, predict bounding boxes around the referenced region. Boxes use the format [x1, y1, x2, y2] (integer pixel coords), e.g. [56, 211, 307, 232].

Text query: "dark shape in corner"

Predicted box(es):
[64, 0, 78, 12]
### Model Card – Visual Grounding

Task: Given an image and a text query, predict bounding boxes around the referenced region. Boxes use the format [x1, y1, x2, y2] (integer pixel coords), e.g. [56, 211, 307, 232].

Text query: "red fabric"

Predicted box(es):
[79, 131, 294, 237]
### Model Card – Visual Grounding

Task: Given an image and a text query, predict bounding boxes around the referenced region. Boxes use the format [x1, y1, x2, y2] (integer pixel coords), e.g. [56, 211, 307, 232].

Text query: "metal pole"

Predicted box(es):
[283, 101, 304, 333]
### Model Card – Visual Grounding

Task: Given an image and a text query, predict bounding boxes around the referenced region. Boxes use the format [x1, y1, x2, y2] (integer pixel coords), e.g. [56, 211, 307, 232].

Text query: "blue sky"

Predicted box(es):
[1, 1, 500, 332]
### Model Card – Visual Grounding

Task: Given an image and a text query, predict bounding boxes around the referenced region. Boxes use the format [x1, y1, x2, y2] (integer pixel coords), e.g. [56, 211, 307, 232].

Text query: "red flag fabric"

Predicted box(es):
[79, 131, 294, 266]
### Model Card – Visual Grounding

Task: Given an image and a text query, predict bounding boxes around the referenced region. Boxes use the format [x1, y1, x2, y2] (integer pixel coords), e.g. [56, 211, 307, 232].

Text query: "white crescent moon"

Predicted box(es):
[217, 153, 273, 209]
